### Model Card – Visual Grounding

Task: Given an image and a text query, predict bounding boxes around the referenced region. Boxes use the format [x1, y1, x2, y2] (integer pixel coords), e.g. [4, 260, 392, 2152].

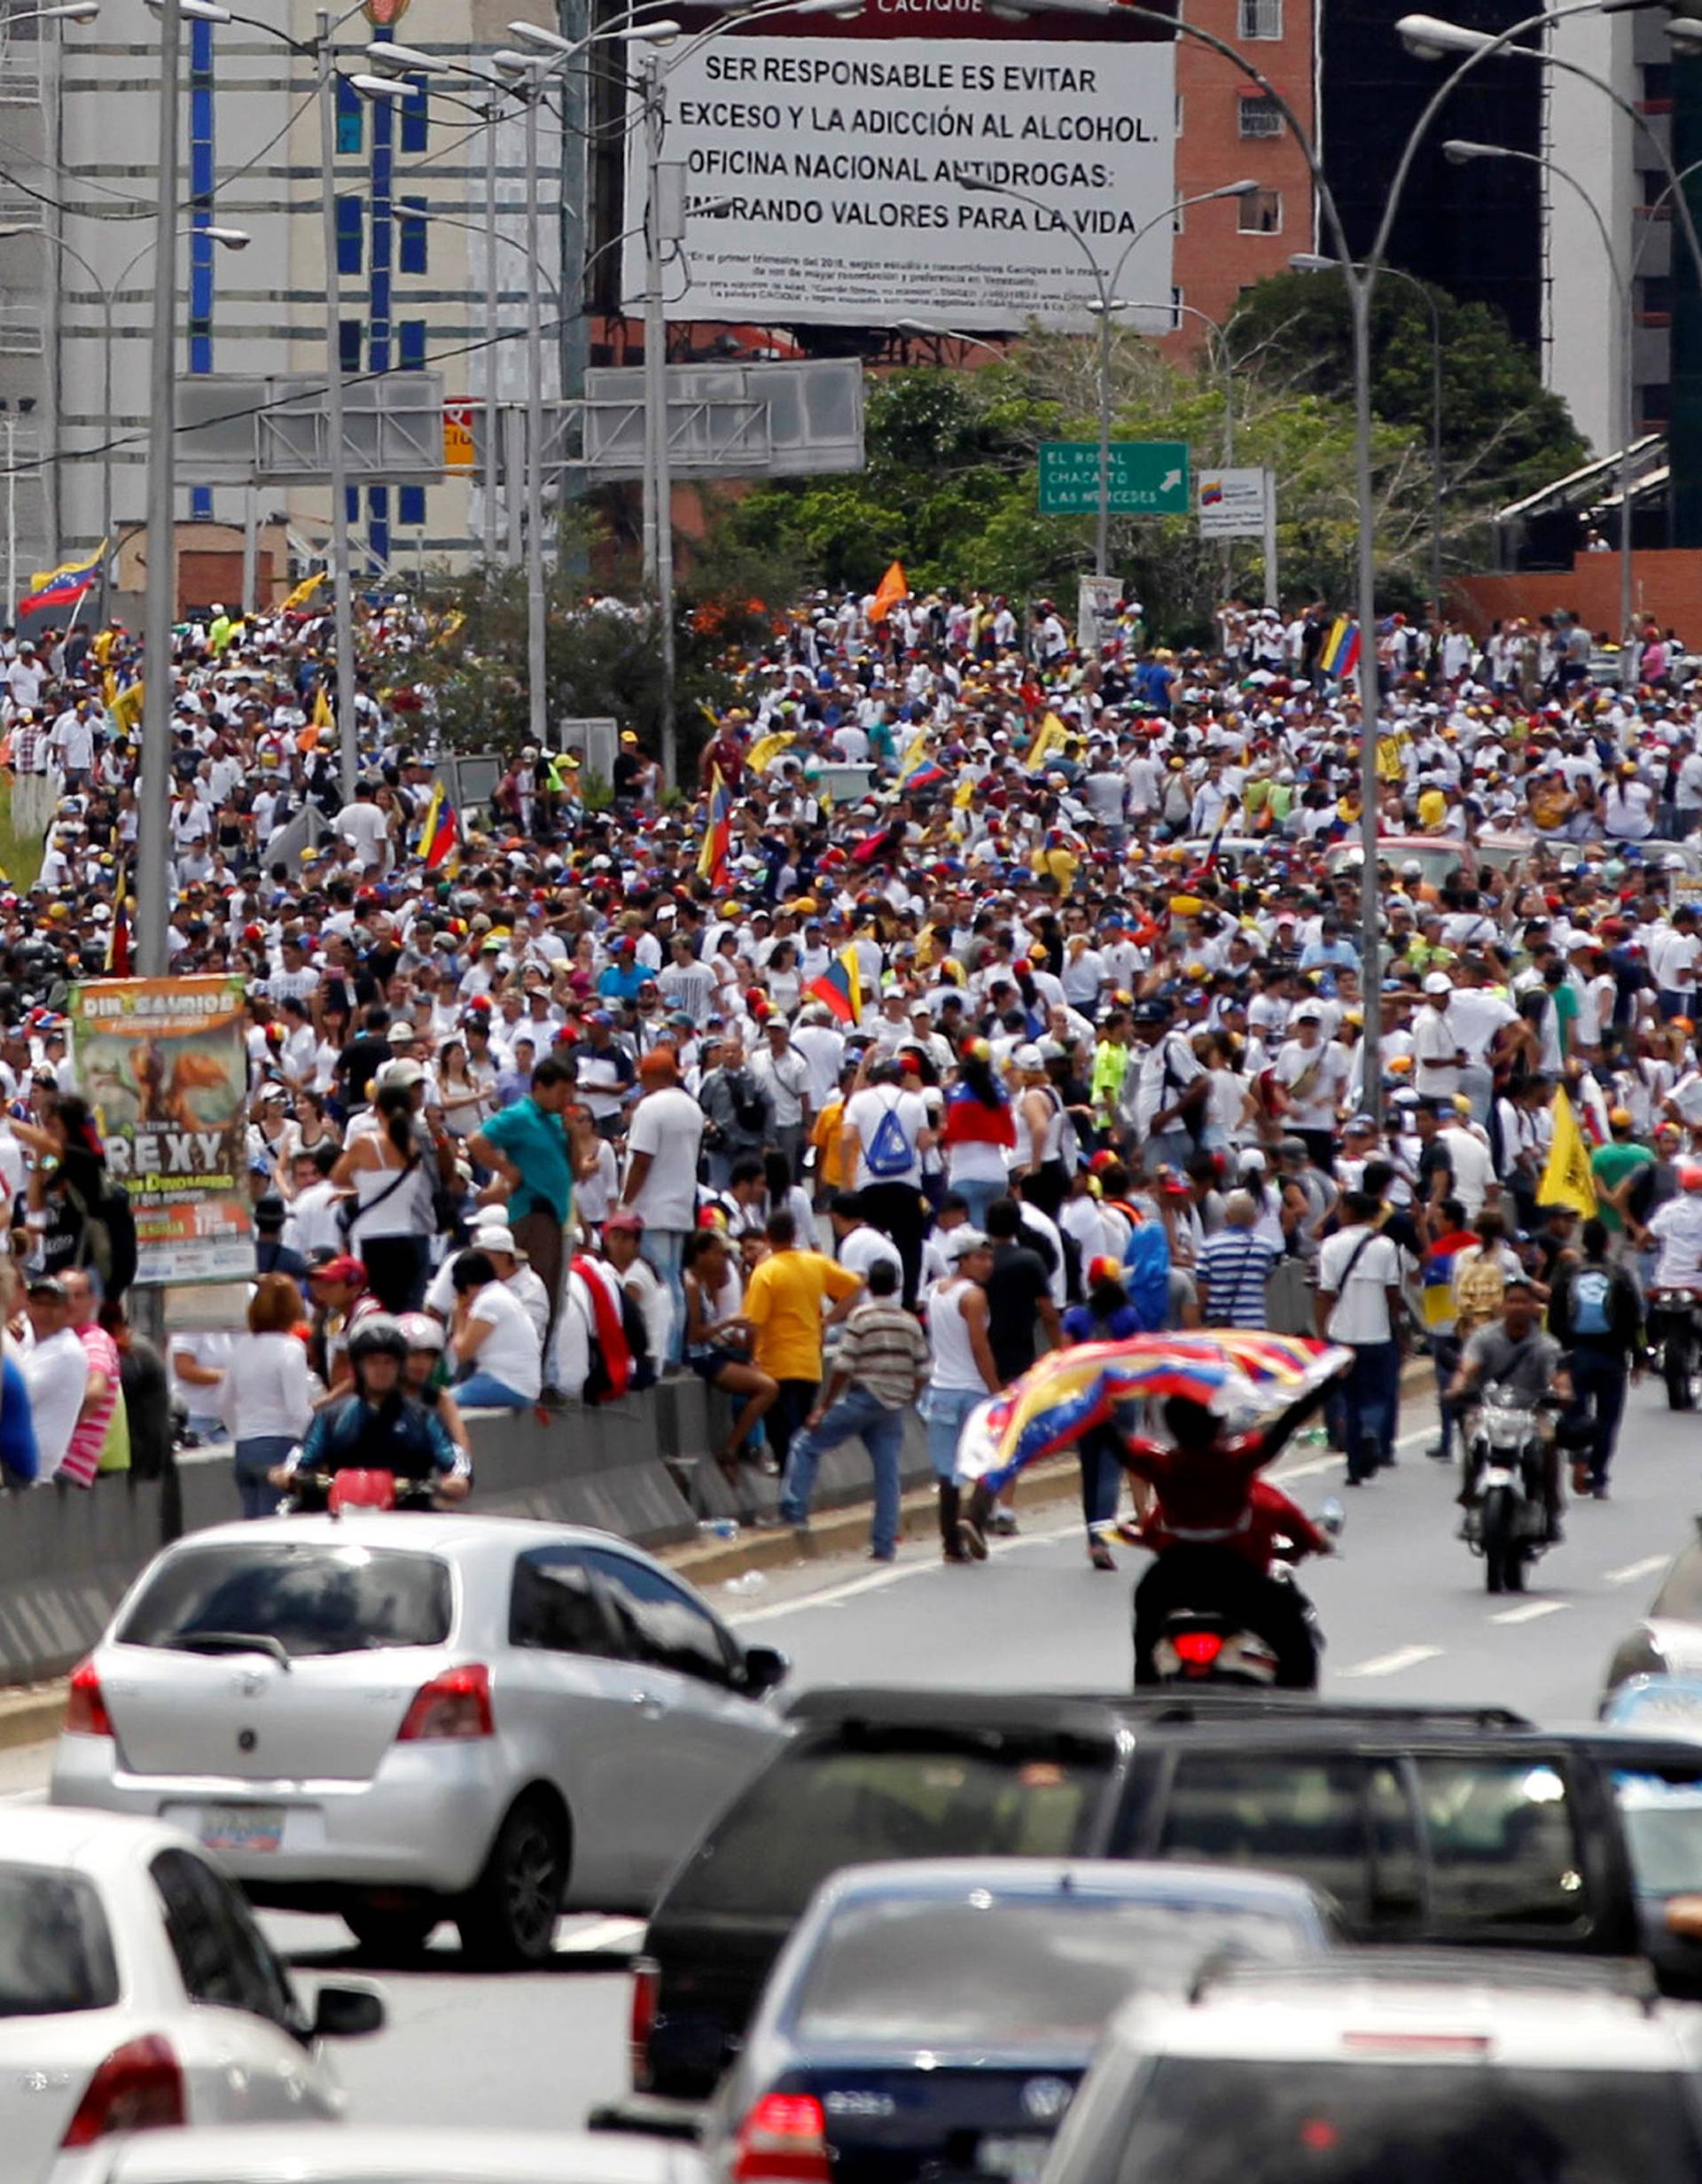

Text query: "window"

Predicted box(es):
[0, 1865, 117, 2015]
[399, 485, 426, 526]
[1238, 188, 1283, 234]
[400, 72, 428, 152]
[334, 72, 363, 155]
[118, 1542, 453, 1658]
[398, 198, 427, 276]
[1643, 59, 1674, 105]
[339, 318, 362, 374]
[509, 1547, 613, 1656]
[582, 1548, 735, 1687]
[151, 1849, 298, 2029]
[398, 319, 426, 370]
[1238, 0, 1282, 35]
[1643, 382, 1672, 426]
[1410, 1756, 1588, 1931]
[334, 194, 363, 276]
[1156, 1755, 1374, 1919]
[1641, 274, 1675, 319]
[1238, 93, 1283, 137]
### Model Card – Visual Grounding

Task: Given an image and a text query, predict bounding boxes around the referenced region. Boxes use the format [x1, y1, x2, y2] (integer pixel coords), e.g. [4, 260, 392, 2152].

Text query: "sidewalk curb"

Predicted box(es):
[0, 1683, 68, 1755]
[664, 1455, 1082, 1589]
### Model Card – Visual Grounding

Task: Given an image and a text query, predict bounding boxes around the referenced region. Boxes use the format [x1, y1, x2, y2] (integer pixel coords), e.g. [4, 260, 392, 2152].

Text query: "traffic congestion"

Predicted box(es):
[7, 571, 1702, 2184]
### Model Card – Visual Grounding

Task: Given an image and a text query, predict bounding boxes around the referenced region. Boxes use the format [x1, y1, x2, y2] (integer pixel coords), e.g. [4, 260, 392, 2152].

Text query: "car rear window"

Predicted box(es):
[118, 1541, 453, 1658]
[661, 1736, 1109, 1921]
[792, 1897, 1313, 2050]
[1110, 2057, 1701, 2180]
[1612, 1767, 1702, 1899]
[0, 1867, 118, 2016]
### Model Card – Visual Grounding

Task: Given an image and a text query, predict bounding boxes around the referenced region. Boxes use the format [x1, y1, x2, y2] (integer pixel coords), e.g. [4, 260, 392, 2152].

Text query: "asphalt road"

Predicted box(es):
[12, 1377, 1701, 2133]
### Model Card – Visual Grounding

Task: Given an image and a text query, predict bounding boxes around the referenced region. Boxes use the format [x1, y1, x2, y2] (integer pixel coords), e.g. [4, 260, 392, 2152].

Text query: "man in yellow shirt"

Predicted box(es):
[743, 1207, 863, 1482]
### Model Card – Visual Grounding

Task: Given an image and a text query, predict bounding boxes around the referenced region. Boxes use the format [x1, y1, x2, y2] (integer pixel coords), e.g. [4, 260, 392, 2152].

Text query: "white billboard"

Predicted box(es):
[621, 35, 1177, 332]
[1197, 467, 1271, 538]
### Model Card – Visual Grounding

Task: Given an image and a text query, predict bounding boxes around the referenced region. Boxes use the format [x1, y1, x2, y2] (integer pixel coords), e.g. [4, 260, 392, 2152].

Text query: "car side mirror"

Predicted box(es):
[311, 1980, 386, 2040]
[741, 1644, 789, 1696]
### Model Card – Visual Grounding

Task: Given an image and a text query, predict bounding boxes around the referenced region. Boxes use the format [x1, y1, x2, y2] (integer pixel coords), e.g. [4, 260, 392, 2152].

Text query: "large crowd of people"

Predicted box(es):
[0, 576, 1699, 1554]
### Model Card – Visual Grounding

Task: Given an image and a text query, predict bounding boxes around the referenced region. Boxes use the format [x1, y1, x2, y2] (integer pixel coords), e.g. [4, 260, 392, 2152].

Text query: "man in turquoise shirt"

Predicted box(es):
[469, 1056, 575, 1376]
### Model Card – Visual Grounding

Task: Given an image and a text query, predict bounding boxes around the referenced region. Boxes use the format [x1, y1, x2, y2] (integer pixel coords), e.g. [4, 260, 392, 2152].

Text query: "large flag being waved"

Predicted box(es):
[1026, 710, 1071, 774]
[805, 945, 863, 1026]
[1538, 1090, 1599, 1221]
[1320, 615, 1360, 678]
[280, 570, 326, 613]
[107, 677, 144, 737]
[868, 560, 908, 624]
[955, 1331, 1354, 1498]
[698, 766, 732, 886]
[19, 540, 105, 618]
[744, 729, 796, 775]
[417, 782, 461, 873]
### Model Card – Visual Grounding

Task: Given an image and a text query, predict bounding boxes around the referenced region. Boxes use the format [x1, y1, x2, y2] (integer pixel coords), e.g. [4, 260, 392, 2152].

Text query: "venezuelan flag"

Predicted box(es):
[418, 782, 461, 873]
[1320, 615, 1360, 679]
[805, 945, 863, 1026]
[19, 539, 105, 618]
[697, 765, 732, 886]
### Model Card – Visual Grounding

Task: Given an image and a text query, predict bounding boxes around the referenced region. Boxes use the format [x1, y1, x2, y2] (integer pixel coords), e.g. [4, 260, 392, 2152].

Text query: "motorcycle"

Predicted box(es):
[1145, 1499, 1343, 1690]
[1647, 1289, 1702, 1412]
[1462, 1384, 1553, 1595]
[278, 1468, 443, 1517]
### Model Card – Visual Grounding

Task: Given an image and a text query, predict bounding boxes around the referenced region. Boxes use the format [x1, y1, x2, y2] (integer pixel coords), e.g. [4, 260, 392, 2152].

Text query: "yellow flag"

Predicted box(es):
[1026, 711, 1069, 775]
[109, 678, 144, 736]
[746, 729, 796, 774]
[899, 724, 930, 777]
[312, 683, 333, 729]
[1538, 1091, 1598, 1221]
[281, 570, 326, 612]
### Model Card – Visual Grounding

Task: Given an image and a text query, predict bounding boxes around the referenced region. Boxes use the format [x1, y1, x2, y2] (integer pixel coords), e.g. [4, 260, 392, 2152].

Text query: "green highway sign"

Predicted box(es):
[1038, 441, 1191, 516]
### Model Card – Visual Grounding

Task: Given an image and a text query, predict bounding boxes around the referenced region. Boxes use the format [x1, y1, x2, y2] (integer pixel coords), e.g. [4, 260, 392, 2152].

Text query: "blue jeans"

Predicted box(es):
[1079, 1425, 1122, 1537]
[641, 1228, 689, 1366]
[1341, 1340, 1401, 1481]
[780, 1386, 904, 1556]
[925, 1385, 984, 1480]
[233, 1432, 296, 1520]
[456, 1370, 532, 1409]
[1566, 1345, 1628, 1489]
[950, 1177, 1005, 1228]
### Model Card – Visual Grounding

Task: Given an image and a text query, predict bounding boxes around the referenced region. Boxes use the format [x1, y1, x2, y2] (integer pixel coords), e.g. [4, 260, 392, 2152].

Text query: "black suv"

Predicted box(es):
[628, 1688, 1702, 2100]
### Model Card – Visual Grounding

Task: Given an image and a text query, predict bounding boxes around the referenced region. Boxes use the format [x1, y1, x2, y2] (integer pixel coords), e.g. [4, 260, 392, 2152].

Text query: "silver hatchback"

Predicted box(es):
[51, 1515, 792, 1968]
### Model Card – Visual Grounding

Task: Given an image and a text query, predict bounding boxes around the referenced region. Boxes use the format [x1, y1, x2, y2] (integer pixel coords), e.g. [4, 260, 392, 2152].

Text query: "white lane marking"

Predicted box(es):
[1271, 1424, 1438, 1486]
[1489, 1600, 1567, 1626]
[1339, 1645, 1444, 1680]
[730, 1517, 1082, 1626]
[1605, 1556, 1669, 1587]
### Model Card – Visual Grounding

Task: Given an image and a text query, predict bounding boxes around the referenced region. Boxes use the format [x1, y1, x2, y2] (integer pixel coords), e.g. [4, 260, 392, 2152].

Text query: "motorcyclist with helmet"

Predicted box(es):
[269, 1314, 471, 1506]
[397, 1310, 472, 1461]
[1119, 1378, 1341, 1688]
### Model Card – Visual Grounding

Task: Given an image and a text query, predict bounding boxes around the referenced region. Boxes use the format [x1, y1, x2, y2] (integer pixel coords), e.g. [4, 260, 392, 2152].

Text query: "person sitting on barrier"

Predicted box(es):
[449, 1249, 543, 1411]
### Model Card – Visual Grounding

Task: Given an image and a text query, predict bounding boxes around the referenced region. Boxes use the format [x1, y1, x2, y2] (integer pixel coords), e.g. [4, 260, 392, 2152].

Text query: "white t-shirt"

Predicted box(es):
[845, 1085, 929, 1189]
[1651, 1195, 1702, 1289]
[1317, 1225, 1404, 1344]
[625, 1087, 706, 1229]
[462, 1281, 542, 1401]
[1440, 1125, 1495, 1219]
[837, 1223, 902, 1284]
[1446, 990, 1517, 1065]
[24, 1325, 89, 1474]
[337, 800, 391, 867]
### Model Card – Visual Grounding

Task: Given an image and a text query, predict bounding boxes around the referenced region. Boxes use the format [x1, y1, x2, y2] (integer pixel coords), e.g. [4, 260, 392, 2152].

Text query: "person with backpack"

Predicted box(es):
[1128, 998, 1208, 1174]
[1061, 1256, 1146, 1571]
[840, 1054, 933, 1308]
[1549, 1216, 1642, 1501]
[1316, 1190, 1409, 1486]
[699, 1036, 775, 1193]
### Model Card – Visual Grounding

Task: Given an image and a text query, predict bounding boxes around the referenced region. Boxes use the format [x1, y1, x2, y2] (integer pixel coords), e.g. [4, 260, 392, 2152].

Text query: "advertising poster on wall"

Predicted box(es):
[623, 24, 1177, 330]
[67, 975, 253, 1285]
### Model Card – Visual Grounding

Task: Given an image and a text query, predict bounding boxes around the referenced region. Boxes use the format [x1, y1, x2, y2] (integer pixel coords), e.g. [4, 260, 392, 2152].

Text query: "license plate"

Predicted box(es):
[198, 1803, 286, 1854]
[978, 2137, 1051, 2181]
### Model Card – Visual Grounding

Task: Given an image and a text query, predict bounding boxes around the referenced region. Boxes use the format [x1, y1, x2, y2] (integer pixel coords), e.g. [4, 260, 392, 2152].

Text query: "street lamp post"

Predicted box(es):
[957, 173, 1256, 578]
[1290, 253, 1444, 628]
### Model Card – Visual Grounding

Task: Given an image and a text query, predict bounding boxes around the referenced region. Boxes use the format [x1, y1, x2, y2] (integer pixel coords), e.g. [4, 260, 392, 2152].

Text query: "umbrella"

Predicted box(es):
[952, 1331, 1353, 1496]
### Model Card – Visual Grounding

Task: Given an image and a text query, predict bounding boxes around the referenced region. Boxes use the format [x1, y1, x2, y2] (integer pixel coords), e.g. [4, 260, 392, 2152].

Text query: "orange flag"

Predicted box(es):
[869, 560, 908, 624]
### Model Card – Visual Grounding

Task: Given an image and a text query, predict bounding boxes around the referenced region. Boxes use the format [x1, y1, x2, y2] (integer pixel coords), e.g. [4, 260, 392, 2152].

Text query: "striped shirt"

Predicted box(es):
[833, 1299, 932, 1410]
[1198, 1228, 1281, 1330]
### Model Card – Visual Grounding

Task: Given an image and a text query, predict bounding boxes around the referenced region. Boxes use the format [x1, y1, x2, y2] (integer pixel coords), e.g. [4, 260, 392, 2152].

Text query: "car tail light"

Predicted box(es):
[732, 2093, 831, 2184]
[1172, 1631, 1225, 1670]
[396, 1663, 493, 1742]
[60, 2034, 185, 2147]
[628, 1956, 660, 2089]
[65, 1658, 113, 1737]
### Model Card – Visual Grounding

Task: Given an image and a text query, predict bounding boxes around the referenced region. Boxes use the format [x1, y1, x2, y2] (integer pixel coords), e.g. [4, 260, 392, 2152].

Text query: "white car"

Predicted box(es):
[51, 1515, 792, 1968]
[0, 1806, 380, 2184]
[57, 2128, 711, 2184]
